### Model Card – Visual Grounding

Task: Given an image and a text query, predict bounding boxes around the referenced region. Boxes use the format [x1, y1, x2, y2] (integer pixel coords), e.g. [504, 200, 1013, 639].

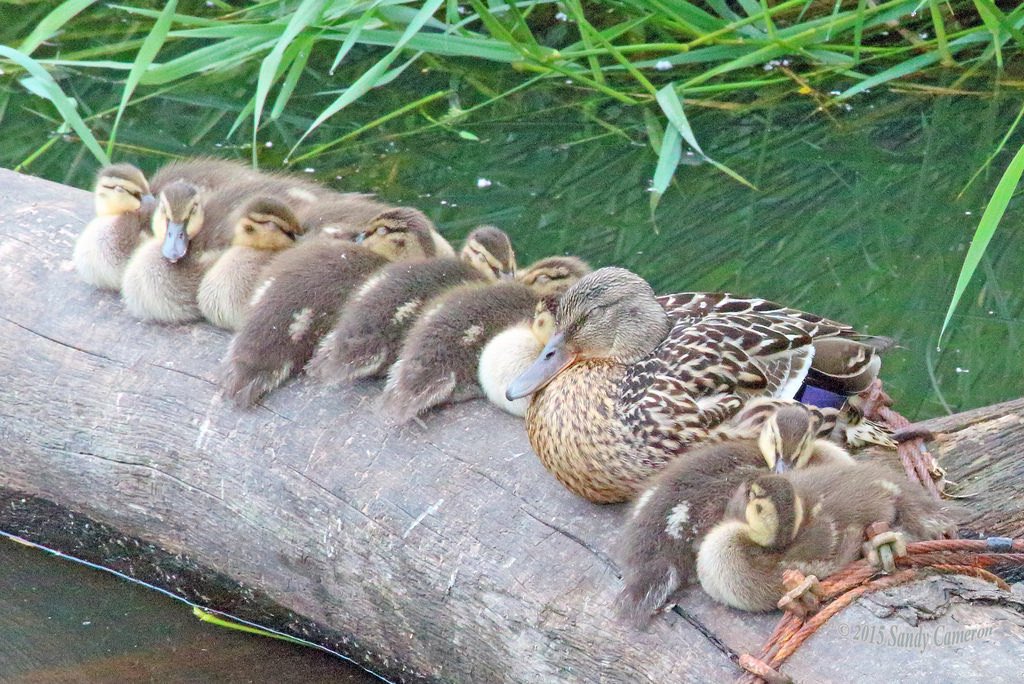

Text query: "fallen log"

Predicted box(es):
[1, 168, 1021, 683]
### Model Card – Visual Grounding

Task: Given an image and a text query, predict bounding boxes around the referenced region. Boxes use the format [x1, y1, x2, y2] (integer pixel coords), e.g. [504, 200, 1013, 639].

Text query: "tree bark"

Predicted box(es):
[1, 168, 1021, 683]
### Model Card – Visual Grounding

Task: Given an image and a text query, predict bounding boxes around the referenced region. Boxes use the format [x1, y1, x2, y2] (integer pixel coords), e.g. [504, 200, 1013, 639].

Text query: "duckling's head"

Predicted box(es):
[743, 476, 805, 550]
[356, 207, 438, 262]
[531, 300, 556, 345]
[94, 163, 152, 217]
[152, 181, 203, 263]
[517, 256, 592, 298]
[506, 267, 670, 399]
[232, 197, 302, 251]
[459, 225, 516, 280]
[758, 403, 833, 473]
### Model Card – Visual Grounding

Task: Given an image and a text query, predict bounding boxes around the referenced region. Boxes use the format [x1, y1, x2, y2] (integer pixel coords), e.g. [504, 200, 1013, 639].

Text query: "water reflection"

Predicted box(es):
[0, 539, 375, 682]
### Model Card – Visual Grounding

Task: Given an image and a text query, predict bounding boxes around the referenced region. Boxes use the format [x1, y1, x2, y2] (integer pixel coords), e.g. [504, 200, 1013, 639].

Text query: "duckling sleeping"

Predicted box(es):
[120, 172, 329, 324]
[223, 207, 447, 407]
[308, 225, 516, 384]
[73, 164, 154, 290]
[478, 301, 556, 417]
[696, 463, 958, 612]
[197, 197, 302, 331]
[381, 256, 590, 424]
[614, 401, 851, 626]
[505, 266, 892, 504]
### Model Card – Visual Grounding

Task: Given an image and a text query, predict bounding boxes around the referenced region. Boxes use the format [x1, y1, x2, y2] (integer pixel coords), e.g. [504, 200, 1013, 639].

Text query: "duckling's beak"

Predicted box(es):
[161, 221, 189, 263]
[505, 331, 576, 400]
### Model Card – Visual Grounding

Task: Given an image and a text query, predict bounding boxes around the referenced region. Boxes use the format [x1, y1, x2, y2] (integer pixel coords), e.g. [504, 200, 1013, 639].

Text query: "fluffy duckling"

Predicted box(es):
[478, 301, 555, 417]
[73, 164, 154, 289]
[308, 225, 516, 384]
[505, 267, 892, 503]
[614, 401, 851, 626]
[381, 256, 591, 424]
[120, 172, 329, 324]
[196, 197, 302, 331]
[223, 207, 446, 407]
[696, 464, 957, 612]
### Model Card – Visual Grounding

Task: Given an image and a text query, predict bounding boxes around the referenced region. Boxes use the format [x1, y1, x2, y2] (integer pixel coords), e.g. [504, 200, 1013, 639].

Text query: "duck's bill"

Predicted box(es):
[505, 331, 576, 400]
[161, 221, 188, 262]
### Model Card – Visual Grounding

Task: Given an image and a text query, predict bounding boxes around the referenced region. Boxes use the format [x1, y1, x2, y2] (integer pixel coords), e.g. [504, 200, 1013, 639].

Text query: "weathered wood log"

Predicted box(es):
[1, 168, 1022, 683]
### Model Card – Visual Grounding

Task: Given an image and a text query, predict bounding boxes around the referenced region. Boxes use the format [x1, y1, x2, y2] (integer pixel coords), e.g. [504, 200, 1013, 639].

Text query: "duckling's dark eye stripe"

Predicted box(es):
[100, 183, 142, 200]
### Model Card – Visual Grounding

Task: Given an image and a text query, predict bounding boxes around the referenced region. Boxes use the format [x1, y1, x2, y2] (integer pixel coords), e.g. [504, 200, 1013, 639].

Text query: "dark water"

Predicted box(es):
[0, 537, 374, 682]
[2, 31, 1023, 681]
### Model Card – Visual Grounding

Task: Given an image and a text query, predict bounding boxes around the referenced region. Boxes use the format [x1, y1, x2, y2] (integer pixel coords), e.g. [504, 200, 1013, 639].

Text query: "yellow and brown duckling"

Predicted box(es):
[307, 225, 516, 384]
[73, 164, 155, 289]
[614, 401, 852, 626]
[381, 256, 590, 424]
[478, 300, 556, 417]
[196, 197, 303, 331]
[505, 266, 891, 504]
[223, 207, 447, 407]
[695, 463, 957, 612]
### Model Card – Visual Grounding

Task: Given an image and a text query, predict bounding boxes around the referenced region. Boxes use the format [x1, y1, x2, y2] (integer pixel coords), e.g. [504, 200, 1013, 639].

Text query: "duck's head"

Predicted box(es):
[355, 207, 438, 262]
[505, 267, 670, 399]
[517, 256, 592, 298]
[742, 476, 804, 550]
[459, 225, 516, 280]
[232, 197, 302, 251]
[94, 163, 153, 217]
[758, 403, 834, 473]
[153, 181, 203, 263]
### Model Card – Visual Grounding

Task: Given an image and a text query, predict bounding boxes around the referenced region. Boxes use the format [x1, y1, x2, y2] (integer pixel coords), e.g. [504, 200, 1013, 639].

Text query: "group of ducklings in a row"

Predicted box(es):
[72, 158, 590, 420]
[73, 158, 957, 622]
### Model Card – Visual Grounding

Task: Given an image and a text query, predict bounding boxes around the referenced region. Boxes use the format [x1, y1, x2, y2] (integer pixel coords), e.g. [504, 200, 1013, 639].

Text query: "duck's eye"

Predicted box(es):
[754, 503, 764, 515]
[244, 225, 255, 234]
[535, 274, 551, 284]
[115, 186, 127, 194]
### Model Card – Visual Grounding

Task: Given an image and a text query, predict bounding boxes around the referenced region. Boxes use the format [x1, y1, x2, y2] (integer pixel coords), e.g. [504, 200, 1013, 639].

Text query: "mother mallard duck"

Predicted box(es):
[505, 267, 889, 503]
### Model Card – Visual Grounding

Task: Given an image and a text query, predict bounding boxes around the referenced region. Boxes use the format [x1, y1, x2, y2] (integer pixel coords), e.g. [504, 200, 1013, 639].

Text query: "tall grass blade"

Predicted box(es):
[655, 84, 755, 189]
[19, 0, 97, 56]
[291, 0, 444, 153]
[650, 122, 681, 211]
[329, 4, 377, 75]
[939, 139, 1024, 341]
[253, 0, 328, 162]
[107, 0, 177, 156]
[0, 45, 108, 165]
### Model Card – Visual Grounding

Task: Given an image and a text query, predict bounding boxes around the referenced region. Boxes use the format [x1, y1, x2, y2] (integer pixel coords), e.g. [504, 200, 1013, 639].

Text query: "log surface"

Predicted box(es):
[1, 168, 1021, 683]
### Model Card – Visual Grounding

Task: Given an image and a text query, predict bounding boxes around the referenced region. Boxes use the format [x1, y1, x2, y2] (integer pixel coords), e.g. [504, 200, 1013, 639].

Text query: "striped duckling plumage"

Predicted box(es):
[223, 207, 449, 407]
[506, 267, 891, 504]
[308, 225, 516, 384]
[381, 255, 591, 424]
[696, 463, 957, 612]
[614, 400, 853, 626]
[197, 197, 303, 331]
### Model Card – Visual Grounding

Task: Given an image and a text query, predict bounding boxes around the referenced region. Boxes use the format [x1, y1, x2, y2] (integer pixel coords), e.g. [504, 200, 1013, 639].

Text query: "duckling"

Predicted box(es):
[381, 256, 591, 424]
[505, 267, 892, 503]
[223, 207, 446, 407]
[613, 401, 852, 626]
[196, 197, 302, 331]
[120, 171, 330, 324]
[73, 164, 154, 289]
[308, 225, 516, 384]
[478, 301, 555, 417]
[696, 464, 958, 612]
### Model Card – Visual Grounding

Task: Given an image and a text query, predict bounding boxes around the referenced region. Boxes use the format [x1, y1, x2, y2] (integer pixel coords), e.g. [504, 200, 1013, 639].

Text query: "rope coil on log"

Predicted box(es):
[736, 383, 1021, 683]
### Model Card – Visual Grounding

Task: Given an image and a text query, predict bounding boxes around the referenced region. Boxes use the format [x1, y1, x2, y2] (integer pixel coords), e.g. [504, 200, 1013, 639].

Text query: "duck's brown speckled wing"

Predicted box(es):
[619, 294, 856, 451]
